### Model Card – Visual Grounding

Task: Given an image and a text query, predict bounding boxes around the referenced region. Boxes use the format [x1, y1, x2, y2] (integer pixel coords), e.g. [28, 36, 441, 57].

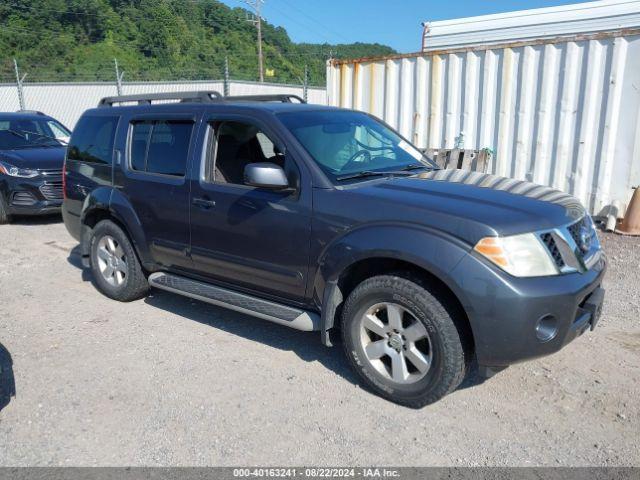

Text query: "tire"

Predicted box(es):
[341, 274, 469, 408]
[0, 195, 12, 225]
[89, 220, 149, 302]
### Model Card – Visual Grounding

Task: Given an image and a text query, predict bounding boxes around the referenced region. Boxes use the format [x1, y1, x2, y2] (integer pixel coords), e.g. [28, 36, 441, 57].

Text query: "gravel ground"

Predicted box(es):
[0, 216, 638, 466]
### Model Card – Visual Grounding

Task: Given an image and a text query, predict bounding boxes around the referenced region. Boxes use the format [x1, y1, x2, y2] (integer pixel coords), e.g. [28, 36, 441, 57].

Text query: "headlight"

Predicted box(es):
[0, 161, 39, 178]
[474, 233, 559, 277]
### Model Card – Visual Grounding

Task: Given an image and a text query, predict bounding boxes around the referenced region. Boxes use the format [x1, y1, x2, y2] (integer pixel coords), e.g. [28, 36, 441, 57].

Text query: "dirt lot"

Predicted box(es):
[0, 216, 638, 466]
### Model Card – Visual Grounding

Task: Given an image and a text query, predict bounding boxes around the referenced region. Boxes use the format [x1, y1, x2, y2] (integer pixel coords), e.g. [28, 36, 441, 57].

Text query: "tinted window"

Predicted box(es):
[147, 122, 192, 176]
[130, 122, 151, 172]
[129, 120, 192, 177]
[68, 115, 118, 164]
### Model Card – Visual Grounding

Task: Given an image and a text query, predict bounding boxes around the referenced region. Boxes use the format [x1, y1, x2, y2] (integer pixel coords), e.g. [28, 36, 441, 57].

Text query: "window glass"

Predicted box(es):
[47, 120, 70, 139]
[277, 111, 436, 180]
[211, 121, 283, 185]
[256, 132, 276, 158]
[130, 122, 151, 172]
[0, 116, 70, 149]
[67, 115, 119, 164]
[146, 121, 192, 176]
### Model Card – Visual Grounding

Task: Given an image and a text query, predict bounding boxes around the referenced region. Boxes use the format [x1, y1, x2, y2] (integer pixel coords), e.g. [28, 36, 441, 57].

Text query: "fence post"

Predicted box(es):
[303, 64, 308, 103]
[114, 58, 124, 96]
[13, 59, 26, 110]
[224, 56, 230, 96]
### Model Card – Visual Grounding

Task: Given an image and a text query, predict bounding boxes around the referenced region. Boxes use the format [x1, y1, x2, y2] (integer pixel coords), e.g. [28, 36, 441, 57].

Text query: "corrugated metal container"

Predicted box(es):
[421, 0, 640, 49]
[0, 80, 326, 129]
[328, 8, 640, 216]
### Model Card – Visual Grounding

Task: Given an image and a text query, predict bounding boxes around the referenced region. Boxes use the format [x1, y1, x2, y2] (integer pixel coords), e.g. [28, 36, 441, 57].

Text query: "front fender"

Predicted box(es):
[313, 223, 473, 345]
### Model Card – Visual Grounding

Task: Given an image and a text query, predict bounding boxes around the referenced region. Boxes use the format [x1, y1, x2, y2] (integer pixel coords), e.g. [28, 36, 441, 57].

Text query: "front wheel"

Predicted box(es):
[89, 220, 149, 302]
[341, 275, 469, 407]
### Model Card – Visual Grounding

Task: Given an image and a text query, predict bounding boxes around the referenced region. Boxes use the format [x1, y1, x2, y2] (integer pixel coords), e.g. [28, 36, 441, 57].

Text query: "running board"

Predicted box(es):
[148, 272, 319, 332]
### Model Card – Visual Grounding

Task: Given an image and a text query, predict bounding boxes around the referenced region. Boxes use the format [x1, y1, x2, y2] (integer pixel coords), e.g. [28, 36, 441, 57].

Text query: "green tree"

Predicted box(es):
[0, 0, 396, 85]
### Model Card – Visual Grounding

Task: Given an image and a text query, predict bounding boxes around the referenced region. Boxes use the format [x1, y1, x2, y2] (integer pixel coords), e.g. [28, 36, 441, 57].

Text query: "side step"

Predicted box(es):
[148, 272, 319, 332]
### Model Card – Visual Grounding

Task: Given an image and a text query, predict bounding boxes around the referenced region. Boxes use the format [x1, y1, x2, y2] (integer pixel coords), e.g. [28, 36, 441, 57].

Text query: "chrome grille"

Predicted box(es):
[39, 182, 63, 200]
[39, 168, 63, 177]
[538, 215, 601, 274]
[540, 233, 565, 268]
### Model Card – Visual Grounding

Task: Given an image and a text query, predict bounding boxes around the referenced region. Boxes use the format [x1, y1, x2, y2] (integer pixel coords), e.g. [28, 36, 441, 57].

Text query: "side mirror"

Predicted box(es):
[244, 162, 290, 190]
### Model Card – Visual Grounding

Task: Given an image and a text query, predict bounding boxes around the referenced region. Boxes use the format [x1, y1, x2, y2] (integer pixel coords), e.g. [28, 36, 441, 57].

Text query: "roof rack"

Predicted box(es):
[98, 90, 223, 107]
[97, 91, 307, 107]
[223, 94, 306, 103]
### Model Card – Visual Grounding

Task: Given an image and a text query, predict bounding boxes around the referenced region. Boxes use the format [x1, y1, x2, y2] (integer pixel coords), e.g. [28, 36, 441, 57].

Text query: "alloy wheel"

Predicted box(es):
[96, 235, 128, 287]
[359, 302, 432, 384]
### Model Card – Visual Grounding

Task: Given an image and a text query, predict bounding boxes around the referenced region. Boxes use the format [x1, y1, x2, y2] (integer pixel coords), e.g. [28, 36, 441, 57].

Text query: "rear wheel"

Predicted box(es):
[89, 220, 149, 301]
[341, 275, 469, 408]
[0, 195, 12, 225]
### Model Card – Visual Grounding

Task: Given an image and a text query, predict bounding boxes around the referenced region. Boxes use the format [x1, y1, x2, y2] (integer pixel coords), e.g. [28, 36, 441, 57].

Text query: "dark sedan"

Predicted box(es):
[0, 111, 70, 224]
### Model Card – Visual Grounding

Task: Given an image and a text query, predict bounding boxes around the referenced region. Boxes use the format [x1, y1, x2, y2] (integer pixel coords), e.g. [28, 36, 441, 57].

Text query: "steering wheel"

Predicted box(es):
[340, 149, 371, 172]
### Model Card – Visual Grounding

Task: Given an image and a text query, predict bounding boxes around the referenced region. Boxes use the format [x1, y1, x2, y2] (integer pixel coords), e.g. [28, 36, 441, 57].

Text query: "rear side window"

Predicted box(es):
[129, 120, 192, 177]
[67, 115, 119, 165]
[130, 123, 151, 171]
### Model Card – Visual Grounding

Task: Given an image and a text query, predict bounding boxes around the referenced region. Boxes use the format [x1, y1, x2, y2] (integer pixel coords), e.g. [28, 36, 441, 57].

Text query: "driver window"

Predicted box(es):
[209, 121, 284, 185]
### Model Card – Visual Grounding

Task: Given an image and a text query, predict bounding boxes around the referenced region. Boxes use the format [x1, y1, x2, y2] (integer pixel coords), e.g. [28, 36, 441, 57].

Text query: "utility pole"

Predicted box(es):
[114, 58, 124, 96]
[244, 0, 265, 82]
[13, 59, 26, 110]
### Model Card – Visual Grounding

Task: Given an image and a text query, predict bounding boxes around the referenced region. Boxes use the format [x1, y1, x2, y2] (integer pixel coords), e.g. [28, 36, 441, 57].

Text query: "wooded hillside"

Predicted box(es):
[0, 0, 396, 86]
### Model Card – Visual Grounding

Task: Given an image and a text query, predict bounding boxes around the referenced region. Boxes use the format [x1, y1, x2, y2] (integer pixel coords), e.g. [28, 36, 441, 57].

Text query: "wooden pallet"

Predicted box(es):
[424, 148, 491, 173]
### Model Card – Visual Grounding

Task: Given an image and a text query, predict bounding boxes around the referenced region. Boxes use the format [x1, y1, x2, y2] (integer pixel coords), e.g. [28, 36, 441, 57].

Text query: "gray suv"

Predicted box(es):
[62, 91, 605, 407]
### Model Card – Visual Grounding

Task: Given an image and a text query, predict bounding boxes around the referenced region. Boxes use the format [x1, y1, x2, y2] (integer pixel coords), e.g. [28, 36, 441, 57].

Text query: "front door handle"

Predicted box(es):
[192, 197, 216, 208]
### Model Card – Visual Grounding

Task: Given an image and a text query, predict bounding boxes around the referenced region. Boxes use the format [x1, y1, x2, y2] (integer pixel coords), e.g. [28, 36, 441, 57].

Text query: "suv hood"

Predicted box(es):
[350, 169, 586, 244]
[0, 146, 66, 170]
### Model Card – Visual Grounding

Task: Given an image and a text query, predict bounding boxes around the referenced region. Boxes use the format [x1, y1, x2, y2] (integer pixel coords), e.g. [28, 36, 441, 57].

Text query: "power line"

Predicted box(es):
[274, 0, 350, 43]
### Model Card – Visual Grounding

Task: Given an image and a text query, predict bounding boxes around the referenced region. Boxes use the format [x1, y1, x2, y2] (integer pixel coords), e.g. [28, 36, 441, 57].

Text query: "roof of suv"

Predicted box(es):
[91, 91, 341, 116]
[84, 102, 340, 119]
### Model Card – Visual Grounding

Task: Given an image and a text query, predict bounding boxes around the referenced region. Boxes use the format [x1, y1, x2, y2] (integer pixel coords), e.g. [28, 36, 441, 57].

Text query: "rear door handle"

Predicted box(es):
[192, 197, 216, 208]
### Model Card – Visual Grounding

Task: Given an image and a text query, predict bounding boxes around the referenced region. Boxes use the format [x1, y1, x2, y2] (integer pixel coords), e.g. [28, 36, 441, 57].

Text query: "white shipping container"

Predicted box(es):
[327, 2, 640, 217]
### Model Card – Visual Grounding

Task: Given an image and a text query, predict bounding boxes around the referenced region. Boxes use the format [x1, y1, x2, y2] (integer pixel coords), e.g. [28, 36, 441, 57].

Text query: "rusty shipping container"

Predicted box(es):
[327, 0, 640, 216]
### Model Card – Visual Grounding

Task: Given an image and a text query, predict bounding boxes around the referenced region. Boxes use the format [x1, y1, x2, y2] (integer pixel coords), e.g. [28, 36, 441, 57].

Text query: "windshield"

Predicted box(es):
[278, 110, 437, 180]
[0, 116, 70, 150]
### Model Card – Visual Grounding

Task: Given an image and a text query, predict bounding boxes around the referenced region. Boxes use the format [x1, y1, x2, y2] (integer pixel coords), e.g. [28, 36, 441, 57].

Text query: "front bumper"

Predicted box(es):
[452, 249, 606, 368]
[1, 175, 63, 215]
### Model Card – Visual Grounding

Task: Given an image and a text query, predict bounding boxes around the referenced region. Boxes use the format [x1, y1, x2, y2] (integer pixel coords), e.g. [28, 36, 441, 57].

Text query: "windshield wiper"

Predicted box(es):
[15, 129, 67, 145]
[336, 170, 389, 181]
[5, 129, 27, 139]
[397, 163, 437, 172]
[336, 168, 429, 181]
